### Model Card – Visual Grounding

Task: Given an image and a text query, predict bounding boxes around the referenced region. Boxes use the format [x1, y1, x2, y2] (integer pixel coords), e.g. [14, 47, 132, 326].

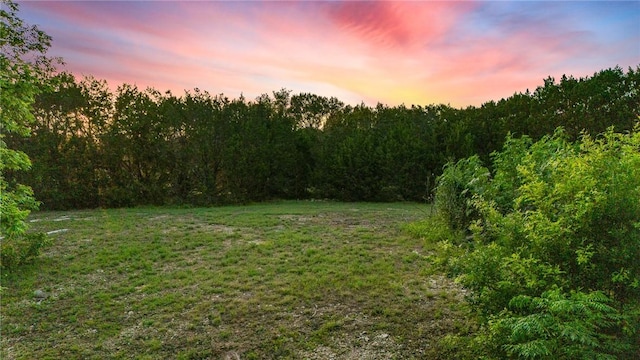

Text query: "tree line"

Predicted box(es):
[6, 66, 639, 210]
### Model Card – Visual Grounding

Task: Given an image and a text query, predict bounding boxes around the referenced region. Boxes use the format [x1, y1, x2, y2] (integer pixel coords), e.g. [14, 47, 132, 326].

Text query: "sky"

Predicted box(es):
[16, 0, 640, 108]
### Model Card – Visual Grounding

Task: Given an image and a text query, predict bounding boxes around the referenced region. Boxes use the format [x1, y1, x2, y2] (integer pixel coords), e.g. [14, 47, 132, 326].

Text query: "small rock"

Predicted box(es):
[46, 228, 69, 235]
[34, 289, 47, 299]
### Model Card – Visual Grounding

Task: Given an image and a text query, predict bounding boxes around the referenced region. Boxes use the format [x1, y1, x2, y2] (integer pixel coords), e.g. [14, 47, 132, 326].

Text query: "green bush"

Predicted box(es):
[489, 289, 626, 360]
[0, 233, 49, 270]
[0, 181, 49, 271]
[434, 155, 490, 231]
[433, 125, 640, 358]
[0, 0, 51, 271]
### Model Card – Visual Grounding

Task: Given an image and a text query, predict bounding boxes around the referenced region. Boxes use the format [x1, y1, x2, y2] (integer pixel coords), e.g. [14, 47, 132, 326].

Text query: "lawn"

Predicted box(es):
[1, 201, 472, 359]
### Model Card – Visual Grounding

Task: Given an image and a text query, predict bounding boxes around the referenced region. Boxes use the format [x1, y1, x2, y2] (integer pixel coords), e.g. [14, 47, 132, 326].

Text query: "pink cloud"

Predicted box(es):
[321, 1, 477, 50]
[20, 1, 639, 107]
[27, 1, 172, 38]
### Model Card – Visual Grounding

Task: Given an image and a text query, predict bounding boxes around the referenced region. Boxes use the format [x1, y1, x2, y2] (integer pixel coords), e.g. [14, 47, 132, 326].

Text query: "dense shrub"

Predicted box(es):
[434, 155, 490, 231]
[0, 233, 49, 270]
[486, 289, 628, 359]
[1, 0, 51, 271]
[433, 125, 640, 358]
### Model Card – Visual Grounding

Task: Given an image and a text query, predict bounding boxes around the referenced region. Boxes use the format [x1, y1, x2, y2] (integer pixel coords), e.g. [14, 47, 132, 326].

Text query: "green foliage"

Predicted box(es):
[485, 133, 533, 213]
[434, 155, 490, 231]
[433, 125, 640, 358]
[1, 0, 53, 136]
[7, 63, 639, 208]
[0, 183, 38, 238]
[0, 0, 53, 270]
[490, 289, 623, 359]
[0, 232, 49, 269]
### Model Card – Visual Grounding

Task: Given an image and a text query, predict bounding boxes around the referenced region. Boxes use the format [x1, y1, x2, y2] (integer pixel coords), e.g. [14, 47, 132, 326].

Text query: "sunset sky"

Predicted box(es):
[18, 1, 640, 107]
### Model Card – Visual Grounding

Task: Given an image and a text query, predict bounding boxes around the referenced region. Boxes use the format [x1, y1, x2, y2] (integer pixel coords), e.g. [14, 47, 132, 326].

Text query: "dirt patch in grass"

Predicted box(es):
[298, 333, 401, 360]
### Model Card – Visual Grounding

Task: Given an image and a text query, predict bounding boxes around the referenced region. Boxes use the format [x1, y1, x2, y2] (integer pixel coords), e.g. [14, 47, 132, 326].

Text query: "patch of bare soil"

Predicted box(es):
[293, 276, 469, 359]
[278, 213, 375, 230]
[298, 332, 401, 360]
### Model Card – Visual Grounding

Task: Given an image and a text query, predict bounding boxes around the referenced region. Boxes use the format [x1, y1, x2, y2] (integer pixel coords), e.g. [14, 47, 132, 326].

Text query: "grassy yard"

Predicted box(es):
[1, 201, 472, 359]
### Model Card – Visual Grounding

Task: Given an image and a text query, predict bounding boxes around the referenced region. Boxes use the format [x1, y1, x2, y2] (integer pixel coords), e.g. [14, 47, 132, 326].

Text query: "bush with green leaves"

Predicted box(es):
[1, 0, 53, 270]
[434, 155, 490, 231]
[0, 232, 48, 270]
[485, 289, 626, 359]
[433, 125, 640, 358]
